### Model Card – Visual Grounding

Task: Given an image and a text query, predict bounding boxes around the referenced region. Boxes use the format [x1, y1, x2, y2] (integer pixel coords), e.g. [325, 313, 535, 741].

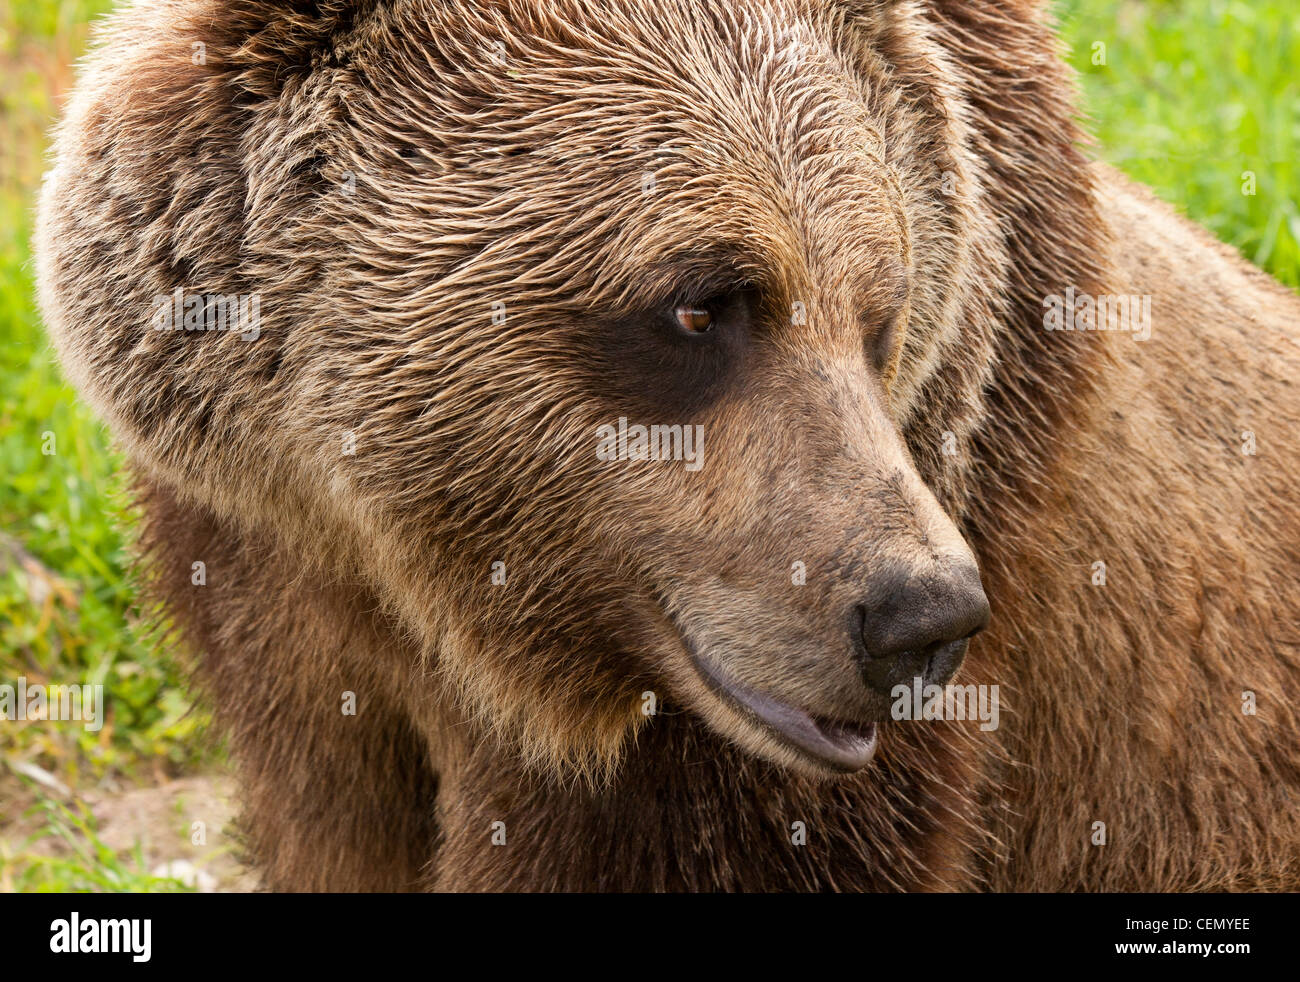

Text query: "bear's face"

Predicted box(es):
[182, 1, 1002, 780]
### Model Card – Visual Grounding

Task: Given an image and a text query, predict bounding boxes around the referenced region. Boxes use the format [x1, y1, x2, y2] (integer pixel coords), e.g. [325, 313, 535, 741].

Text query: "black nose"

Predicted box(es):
[851, 564, 990, 697]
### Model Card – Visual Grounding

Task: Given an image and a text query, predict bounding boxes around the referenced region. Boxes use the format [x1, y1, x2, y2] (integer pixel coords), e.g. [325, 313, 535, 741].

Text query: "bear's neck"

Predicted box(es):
[431, 707, 991, 891]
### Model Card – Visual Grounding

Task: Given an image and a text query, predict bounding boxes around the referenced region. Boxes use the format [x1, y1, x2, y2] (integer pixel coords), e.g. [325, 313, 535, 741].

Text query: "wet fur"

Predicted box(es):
[36, 0, 1300, 890]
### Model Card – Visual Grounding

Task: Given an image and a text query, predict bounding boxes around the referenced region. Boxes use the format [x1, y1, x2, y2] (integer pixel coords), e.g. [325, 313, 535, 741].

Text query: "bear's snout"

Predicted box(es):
[851, 562, 990, 698]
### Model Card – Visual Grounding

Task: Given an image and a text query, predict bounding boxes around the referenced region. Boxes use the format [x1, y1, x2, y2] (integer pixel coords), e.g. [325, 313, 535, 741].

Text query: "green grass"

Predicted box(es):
[1, 0, 208, 786]
[1, 787, 195, 893]
[1058, 0, 1300, 287]
[0, 0, 1296, 889]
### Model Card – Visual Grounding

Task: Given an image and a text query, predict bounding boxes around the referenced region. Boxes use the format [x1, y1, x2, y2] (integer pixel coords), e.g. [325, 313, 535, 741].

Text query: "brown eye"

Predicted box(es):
[673, 305, 714, 334]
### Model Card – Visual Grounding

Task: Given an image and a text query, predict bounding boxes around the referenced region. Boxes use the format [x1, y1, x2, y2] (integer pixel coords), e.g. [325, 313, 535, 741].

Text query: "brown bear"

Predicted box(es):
[35, 0, 1300, 891]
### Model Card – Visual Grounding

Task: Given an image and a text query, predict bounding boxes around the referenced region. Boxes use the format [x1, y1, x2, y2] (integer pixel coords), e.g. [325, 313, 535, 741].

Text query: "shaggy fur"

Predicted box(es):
[35, 0, 1300, 891]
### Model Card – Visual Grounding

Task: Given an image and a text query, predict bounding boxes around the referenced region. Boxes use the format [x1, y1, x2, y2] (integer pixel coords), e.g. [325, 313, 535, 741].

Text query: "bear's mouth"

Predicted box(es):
[690, 653, 879, 771]
[667, 623, 878, 771]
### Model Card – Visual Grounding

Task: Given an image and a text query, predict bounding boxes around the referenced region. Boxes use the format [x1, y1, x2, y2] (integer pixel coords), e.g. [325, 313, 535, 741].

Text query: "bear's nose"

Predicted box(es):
[851, 563, 990, 697]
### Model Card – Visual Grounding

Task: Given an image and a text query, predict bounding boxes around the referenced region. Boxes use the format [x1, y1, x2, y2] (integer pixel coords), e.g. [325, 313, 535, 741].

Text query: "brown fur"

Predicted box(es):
[35, 0, 1300, 891]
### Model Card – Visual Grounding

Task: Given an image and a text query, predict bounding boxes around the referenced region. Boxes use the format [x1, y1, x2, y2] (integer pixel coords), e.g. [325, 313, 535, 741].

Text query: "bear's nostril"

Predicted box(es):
[852, 603, 869, 650]
[850, 564, 990, 697]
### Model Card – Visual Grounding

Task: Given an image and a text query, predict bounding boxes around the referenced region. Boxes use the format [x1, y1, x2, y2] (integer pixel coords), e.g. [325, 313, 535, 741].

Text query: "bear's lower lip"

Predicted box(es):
[689, 653, 879, 772]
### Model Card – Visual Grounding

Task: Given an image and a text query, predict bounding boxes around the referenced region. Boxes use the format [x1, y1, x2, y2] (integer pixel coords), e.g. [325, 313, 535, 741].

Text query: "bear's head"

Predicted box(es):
[41, 0, 1100, 783]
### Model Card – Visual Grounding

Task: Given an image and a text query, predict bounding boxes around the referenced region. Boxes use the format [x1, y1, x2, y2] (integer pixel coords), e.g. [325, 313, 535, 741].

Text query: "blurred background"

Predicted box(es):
[1, 0, 1297, 891]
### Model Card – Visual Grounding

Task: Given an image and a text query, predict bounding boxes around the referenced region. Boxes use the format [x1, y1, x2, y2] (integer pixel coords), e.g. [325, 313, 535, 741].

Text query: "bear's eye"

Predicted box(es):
[673, 305, 715, 335]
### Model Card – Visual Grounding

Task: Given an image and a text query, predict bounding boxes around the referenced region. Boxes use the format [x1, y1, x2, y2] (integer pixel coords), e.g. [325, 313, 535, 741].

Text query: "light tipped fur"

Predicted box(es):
[36, 0, 1300, 890]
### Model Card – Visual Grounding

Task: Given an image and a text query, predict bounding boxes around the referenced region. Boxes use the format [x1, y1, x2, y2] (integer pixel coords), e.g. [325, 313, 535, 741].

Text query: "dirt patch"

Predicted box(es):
[1, 771, 259, 892]
[86, 775, 258, 891]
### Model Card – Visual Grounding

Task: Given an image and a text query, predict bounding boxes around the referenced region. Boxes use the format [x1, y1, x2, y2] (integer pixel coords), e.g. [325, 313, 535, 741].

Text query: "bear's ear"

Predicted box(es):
[833, 0, 906, 16]
[217, 0, 384, 100]
[835, 0, 1055, 22]
[829, 0, 914, 42]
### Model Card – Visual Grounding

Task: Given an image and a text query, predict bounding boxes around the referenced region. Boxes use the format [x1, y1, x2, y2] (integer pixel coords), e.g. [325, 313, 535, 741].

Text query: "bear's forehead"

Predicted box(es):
[344, 0, 907, 303]
[357, 0, 882, 160]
